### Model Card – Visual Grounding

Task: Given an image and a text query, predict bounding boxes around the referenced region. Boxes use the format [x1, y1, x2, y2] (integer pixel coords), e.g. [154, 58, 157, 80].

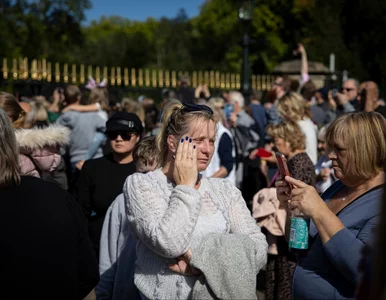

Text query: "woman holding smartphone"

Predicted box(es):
[264, 120, 316, 300]
[276, 112, 386, 299]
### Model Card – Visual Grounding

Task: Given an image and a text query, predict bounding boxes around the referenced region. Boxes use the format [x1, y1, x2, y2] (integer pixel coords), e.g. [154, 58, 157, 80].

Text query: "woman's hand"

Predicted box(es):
[173, 136, 197, 188]
[168, 248, 201, 276]
[275, 174, 292, 205]
[285, 176, 327, 218]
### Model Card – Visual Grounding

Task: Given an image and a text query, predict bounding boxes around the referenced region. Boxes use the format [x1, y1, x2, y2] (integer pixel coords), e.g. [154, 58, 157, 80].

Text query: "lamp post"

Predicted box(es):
[239, 0, 255, 103]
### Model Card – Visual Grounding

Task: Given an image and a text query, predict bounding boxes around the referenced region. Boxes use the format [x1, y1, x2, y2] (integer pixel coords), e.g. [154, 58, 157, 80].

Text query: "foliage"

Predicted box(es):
[1, 0, 386, 89]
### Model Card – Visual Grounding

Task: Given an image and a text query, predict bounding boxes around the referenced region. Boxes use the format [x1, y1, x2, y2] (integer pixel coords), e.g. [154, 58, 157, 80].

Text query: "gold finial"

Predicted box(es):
[236, 74, 240, 89]
[171, 70, 176, 88]
[117, 67, 122, 85]
[87, 65, 93, 81]
[261, 75, 267, 91]
[138, 69, 143, 86]
[23, 58, 28, 80]
[230, 73, 236, 89]
[13, 58, 18, 80]
[131, 68, 136, 86]
[124, 68, 129, 86]
[96, 66, 101, 83]
[225, 73, 230, 89]
[220, 73, 225, 89]
[158, 70, 164, 87]
[145, 69, 150, 87]
[256, 75, 261, 91]
[71, 64, 77, 83]
[215, 71, 220, 88]
[31, 59, 37, 80]
[80, 64, 85, 84]
[37, 60, 42, 80]
[165, 70, 170, 87]
[204, 71, 209, 86]
[252, 75, 256, 90]
[2, 58, 8, 79]
[198, 71, 203, 85]
[192, 71, 197, 88]
[47, 62, 52, 82]
[209, 70, 215, 88]
[151, 70, 157, 87]
[55, 62, 60, 82]
[63, 63, 69, 83]
[103, 67, 108, 84]
[18, 58, 23, 80]
[110, 67, 116, 86]
[42, 59, 47, 80]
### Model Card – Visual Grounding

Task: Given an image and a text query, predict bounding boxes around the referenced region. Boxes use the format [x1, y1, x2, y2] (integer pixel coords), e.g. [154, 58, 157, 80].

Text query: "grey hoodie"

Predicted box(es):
[57, 111, 106, 163]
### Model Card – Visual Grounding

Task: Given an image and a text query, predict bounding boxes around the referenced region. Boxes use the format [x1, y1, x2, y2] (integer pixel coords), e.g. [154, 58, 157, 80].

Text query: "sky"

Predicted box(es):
[85, 0, 205, 23]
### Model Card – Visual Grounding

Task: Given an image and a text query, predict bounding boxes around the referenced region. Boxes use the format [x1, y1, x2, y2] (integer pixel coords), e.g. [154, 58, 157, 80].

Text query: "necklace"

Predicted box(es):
[340, 187, 349, 201]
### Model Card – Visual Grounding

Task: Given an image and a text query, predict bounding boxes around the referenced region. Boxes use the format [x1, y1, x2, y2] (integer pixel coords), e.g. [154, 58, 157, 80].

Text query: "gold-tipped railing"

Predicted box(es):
[1, 58, 275, 91]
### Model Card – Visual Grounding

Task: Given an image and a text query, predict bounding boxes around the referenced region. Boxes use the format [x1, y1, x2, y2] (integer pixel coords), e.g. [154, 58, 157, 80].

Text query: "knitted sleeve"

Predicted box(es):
[124, 173, 202, 258]
[219, 180, 268, 271]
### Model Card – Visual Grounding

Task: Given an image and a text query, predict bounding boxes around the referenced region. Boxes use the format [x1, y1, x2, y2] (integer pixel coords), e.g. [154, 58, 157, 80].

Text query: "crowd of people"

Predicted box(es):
[1, 43, 386, 300]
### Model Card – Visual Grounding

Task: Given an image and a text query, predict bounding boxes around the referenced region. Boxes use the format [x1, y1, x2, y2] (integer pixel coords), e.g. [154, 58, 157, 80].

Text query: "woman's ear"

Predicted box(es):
[167, 135, 177, 153]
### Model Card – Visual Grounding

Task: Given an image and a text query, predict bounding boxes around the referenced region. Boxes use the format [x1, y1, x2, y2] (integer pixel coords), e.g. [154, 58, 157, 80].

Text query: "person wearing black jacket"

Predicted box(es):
[0, 107, 99, 300]
[77, 112, 143, 258]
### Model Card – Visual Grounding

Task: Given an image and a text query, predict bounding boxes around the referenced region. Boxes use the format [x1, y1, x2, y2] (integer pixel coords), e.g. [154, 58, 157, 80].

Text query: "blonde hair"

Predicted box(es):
[122, 98, 145, 123]
[89, 87, 109, 110]
[30, 100, 48, 123]
[207, 99, 225, 124]
[0, 92, 26, 129]
[266, 121, 306, 151]
[0, 108, 21, 187]
[277, 92, 309, 122]
[325, 112, 386, 179]
[156, 101, 217, 166]
[133, 136, 159, 168]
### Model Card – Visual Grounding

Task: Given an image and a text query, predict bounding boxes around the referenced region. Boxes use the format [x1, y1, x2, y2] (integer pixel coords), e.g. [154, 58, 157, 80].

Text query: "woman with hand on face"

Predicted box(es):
[124, 101, 267, 299]
[276, 111, 386, 299]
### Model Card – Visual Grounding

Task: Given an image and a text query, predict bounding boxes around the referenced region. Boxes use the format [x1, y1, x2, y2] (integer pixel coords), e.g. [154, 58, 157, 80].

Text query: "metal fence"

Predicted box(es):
[1, 58, 275, 91]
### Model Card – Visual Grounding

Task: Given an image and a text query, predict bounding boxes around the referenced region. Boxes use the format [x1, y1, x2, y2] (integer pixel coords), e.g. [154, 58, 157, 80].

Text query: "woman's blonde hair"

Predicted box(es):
[89, 87, 109, 111]
[0, 108, 21, 187]
[266, 121, 306, 151]
[122, 98, 145, 123]
[325, 111, 386, 179]
[30, 100, 48, 123]
[276, 92, 310, 122]
[156, 100, 217, 166]
[0, 92, 26, 129]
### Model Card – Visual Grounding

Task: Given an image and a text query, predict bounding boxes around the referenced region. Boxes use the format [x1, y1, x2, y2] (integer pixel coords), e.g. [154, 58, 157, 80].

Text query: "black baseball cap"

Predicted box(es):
[106, 112, 143, 134]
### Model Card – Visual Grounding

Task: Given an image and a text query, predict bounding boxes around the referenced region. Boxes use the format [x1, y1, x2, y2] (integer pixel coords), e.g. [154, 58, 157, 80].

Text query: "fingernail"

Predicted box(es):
[189, 138, 192, 143]
[181, 138, 184, 142]
[185, 136, 189, 141]
[193, 145, 196, 149]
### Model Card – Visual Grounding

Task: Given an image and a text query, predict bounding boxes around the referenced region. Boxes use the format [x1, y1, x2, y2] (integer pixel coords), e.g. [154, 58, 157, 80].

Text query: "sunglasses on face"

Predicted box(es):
[342, 87, 355, 92]
[107, 131, 135, 141]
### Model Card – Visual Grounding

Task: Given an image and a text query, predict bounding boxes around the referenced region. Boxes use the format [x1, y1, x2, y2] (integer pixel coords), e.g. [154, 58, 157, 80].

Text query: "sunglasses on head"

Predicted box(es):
[107, 131, 134, 141]
[180, 103, 213, 115]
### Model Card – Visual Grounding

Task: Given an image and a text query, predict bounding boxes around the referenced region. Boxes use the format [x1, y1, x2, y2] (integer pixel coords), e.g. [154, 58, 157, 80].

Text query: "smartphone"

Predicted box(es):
[331, 88, 338, 99]
[275, 152, 293, 191]
[223, 103, 234, 121]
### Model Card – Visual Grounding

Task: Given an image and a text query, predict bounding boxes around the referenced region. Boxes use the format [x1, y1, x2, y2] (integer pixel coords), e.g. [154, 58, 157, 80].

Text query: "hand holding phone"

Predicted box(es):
[275, 152, 293, 202]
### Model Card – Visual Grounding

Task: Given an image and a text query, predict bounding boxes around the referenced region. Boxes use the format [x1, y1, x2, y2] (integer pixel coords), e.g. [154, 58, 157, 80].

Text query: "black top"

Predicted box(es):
[77, 154, 136, 253]
[0, 176, 99, 300]
[218, 133, 235, 173]
[375, 105, 386, 118]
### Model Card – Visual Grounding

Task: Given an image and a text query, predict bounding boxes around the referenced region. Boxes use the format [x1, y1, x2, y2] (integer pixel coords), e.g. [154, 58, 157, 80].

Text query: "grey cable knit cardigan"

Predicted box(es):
[124, 169, 267, 299]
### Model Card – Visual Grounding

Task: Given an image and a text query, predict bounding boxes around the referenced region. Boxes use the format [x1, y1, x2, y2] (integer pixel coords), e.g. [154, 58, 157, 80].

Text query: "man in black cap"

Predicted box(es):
[77, 112, 143, 258]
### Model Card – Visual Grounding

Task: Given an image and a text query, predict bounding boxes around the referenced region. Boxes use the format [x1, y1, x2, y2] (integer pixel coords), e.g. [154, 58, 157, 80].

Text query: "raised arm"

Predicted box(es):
[62, 103, 100, 113]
